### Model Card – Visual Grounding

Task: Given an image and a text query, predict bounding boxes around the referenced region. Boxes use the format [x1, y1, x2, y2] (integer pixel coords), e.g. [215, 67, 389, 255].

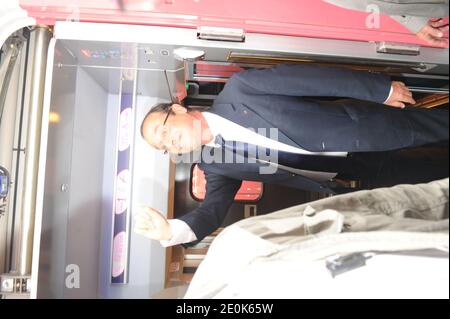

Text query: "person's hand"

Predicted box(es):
[384, 81, 416, 109]
[133, 207, 172, 241]
[417, 18, 449, 48]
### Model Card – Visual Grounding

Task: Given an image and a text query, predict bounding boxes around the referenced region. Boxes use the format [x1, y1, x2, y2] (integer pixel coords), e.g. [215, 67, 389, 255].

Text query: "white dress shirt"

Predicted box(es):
[161, 87, 394, 247]
[202, 111, 347, 181]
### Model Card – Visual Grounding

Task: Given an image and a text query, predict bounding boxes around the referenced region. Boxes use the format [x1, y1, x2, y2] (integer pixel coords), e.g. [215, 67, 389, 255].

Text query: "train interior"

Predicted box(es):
[0, 1, 448, 299]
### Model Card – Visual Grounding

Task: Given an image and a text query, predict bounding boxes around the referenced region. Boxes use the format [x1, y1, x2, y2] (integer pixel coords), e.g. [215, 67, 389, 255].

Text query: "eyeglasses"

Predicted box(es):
[161, 69, 175, 155]
[161, 110, 172, 155]
[162, 107, 171, 126]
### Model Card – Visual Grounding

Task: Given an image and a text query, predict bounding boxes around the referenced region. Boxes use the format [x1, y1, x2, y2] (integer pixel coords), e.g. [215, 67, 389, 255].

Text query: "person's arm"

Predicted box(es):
[232, 64, 392, 104]
[392, 16, 449, 48]
[322, 0, 449, 47]
[133, 171, 242, 246]
[133, 208, 198, 247]
[178, 170, 243, 246]
[391, 15, 430, 34]
[160, 219, 198, 247]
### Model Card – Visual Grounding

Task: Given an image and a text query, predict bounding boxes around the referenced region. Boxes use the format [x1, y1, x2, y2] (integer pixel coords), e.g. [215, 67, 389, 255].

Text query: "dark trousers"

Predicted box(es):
[333, 104, 449, 189]
[402, 106, 449, 148]
[336, 142, 449, 189]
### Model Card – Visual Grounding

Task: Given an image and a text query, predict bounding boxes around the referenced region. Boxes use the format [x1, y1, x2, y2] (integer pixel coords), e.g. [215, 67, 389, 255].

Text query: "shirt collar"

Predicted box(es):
[202, 112, 220, 148]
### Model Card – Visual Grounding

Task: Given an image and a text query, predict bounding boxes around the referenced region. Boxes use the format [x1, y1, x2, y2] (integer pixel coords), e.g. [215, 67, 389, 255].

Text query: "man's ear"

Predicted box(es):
[171, 103, 187, 115]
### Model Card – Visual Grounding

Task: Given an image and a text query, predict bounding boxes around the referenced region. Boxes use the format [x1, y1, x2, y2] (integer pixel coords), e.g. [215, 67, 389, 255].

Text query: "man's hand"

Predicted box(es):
[417, 18, 449, 48]
[384, 81, 416, 109]
[133, 207, 172, 241]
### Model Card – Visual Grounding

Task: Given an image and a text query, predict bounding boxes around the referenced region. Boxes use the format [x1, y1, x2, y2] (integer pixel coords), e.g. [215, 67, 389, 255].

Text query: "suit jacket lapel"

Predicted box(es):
[207, 102, 306, 149]
[199, 144, 302, 178]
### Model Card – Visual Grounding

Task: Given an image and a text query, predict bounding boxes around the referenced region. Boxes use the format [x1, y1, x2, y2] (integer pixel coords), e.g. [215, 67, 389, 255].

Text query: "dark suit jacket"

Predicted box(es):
[178, 64, 418, 244]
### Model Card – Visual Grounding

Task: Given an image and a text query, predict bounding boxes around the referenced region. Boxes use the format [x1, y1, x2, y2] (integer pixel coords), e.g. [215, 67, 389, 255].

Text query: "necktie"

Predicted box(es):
[215, 135, 349, 173]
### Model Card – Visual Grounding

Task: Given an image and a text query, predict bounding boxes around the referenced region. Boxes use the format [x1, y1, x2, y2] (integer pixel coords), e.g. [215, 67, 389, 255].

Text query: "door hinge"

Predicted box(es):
[197, 26, 245, 42]
[376, 42, 420, 56]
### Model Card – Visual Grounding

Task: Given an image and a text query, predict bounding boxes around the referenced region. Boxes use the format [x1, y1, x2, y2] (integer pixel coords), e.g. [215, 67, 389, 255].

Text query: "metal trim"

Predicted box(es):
[18, 26, 51, 276]
[30, 36, 57, 299]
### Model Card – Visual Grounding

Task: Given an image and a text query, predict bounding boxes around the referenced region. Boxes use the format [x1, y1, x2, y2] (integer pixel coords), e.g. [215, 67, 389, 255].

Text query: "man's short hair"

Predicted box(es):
[140, 102, 173, 139]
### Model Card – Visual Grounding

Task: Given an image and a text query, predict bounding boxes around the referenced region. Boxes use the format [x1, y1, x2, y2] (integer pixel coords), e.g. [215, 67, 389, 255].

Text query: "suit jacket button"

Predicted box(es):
[243, 110, 248, 115]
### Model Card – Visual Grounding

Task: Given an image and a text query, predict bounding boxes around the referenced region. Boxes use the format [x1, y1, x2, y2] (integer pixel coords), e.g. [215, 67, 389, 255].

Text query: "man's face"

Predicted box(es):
[141, 104, 203, 154]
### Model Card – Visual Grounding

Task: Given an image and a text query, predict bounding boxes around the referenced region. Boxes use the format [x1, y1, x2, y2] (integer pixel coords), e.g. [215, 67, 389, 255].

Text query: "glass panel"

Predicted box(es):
[191, 164, 263, 202]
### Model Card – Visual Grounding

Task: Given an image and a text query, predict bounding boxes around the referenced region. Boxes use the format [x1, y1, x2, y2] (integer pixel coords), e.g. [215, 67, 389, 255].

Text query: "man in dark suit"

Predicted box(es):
[135, 64, 449, 246]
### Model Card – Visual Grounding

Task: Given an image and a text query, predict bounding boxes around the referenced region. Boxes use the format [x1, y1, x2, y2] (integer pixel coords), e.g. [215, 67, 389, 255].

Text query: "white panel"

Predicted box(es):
[35, 42, 78, 299]
[63, 67, 109, 298]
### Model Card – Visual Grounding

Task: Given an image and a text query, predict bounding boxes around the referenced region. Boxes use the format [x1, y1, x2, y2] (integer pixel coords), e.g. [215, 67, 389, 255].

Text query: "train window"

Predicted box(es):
[190, 164, 263, 202]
